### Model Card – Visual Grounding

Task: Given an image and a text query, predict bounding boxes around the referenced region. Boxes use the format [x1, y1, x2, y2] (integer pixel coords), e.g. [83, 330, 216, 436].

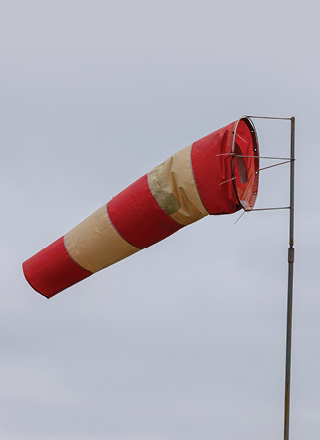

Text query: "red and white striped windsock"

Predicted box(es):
[23, 117, 259, 298]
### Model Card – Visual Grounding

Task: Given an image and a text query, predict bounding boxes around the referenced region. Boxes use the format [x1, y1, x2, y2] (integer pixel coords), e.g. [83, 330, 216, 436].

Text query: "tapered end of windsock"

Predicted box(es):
[22, 237, 92, 298]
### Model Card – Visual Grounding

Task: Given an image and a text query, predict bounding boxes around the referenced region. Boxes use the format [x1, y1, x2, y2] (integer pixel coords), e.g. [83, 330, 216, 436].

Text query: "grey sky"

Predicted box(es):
[0, 1, 319, 439]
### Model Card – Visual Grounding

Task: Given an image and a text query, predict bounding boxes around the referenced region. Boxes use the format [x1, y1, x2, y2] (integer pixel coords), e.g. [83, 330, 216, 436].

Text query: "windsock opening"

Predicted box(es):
[231, 117, 259, 211]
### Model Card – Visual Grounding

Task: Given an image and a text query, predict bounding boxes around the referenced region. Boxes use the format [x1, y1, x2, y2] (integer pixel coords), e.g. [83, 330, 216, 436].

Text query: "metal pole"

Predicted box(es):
[284, 116, 295, 440]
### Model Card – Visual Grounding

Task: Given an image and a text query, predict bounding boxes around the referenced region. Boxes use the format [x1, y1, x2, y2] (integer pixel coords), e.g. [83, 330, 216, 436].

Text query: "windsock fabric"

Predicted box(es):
[23, 117, 259, 298]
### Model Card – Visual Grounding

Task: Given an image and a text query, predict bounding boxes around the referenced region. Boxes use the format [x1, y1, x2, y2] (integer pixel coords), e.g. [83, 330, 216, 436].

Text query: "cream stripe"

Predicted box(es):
[148, 166, 181, 215]
[64, 205, 140, 273]
[148, 144, 209, 226]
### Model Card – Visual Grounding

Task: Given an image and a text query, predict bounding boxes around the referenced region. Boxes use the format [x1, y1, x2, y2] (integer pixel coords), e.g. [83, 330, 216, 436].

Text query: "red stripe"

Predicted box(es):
[107, 174, 183, 249]
[22, 236, 92, 298]
[191, 121, 240, 214]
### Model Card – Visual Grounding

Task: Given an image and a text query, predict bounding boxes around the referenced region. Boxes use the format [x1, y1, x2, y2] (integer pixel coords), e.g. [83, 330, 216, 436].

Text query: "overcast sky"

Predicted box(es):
[0, 1, 319, 439]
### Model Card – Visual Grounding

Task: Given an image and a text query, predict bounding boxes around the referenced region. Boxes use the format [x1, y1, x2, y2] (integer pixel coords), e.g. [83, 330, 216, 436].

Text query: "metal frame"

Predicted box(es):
[230, 116, 260, 211]
[245, 115, 295, 440]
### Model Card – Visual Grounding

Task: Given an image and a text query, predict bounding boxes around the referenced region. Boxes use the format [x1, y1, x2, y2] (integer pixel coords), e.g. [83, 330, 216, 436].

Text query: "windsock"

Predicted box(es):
[23, 116, 259, 298]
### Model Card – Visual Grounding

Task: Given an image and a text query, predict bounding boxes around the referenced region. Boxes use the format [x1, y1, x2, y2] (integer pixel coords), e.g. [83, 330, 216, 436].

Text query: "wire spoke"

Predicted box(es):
[234, 210, 246, 225]
[258, 160, 292, 172]
[216, 153, 292, 160]
[245, 115, 292, 120]
[246, 206, 290, 212]
[219, 177, 235, 186]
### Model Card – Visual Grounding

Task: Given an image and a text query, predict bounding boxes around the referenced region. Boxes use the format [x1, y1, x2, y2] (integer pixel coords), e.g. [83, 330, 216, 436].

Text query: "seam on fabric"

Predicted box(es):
[189, 143, 209, 215]
[63, 235, 93, 274]
[147, 171, 184, 226]
[106, 204, 141, 249]
[96, 248, 139, 272]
